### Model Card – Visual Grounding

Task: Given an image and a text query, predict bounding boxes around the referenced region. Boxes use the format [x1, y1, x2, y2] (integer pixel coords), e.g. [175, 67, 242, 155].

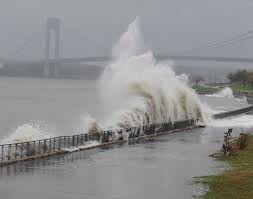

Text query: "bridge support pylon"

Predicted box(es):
[44, 17, 61, 78]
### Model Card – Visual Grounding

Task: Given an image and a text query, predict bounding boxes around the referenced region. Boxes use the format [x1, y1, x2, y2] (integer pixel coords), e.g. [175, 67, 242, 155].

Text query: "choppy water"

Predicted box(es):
[1, 77, 253, 199]
[0, 77, 101, 138]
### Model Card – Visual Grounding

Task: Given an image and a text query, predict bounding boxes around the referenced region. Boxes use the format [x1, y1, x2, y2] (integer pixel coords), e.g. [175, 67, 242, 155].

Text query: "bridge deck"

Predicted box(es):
[2, 55, 253, 65]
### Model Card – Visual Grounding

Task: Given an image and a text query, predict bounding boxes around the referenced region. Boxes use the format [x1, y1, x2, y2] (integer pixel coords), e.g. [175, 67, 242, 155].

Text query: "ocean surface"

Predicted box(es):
[1, 77, 253, 199]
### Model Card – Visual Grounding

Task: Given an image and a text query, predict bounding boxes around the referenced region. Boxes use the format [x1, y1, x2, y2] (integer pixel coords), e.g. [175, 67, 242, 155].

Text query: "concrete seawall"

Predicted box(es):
[0, 120, 196, 167]
[213, 105, 253, 119]
[1, 103, 253, 167]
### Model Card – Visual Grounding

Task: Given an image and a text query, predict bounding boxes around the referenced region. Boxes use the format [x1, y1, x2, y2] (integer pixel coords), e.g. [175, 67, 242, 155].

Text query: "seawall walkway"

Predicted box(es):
[1, 104, 253, 167]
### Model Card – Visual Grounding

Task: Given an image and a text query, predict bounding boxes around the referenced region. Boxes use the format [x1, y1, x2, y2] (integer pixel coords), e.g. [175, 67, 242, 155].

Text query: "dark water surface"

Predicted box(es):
[0, 128, 222, 199]
[0, 77, 101, 138]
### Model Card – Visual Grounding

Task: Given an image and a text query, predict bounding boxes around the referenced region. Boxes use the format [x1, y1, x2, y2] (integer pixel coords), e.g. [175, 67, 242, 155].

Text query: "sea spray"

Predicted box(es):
[86, 18, 208, 133]
[237, 96, 248, 105]
[205, 87, 248, 105]
[206, 87, 234, 98]
[0, 19, 209, 144]
[0, 123, 53, 144]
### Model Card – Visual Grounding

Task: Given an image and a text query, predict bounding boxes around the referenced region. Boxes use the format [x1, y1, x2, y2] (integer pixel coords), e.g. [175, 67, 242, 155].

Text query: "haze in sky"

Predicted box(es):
[0, 0, 253, 60]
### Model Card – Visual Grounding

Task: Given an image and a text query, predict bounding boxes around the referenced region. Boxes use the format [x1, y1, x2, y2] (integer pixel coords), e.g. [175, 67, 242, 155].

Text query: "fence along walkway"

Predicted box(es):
[2, 104, 253, 167]
[0, 120, 196, 166]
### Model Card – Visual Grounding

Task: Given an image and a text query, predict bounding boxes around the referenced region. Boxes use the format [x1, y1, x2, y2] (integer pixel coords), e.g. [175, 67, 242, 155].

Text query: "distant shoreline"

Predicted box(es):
[0, 63, 103, 80]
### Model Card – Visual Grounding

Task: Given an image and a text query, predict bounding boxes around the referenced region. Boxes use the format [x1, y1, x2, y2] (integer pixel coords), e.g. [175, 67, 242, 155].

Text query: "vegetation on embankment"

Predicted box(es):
[230, 82, 253, 96]
[227, 69, 253, 96]
[195, 134, 253, 199]
[192, 85, 220, 94]
[192, 69, 253, 96]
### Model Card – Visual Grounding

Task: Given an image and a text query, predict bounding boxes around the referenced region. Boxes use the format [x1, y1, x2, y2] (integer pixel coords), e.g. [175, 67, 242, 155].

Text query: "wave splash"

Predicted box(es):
[0, 123, 53, 144]
[0, 18, 208, 144]
[85, 18, 207, 133]
[205, 87, 248, 105]
[206, 87, 234, 98]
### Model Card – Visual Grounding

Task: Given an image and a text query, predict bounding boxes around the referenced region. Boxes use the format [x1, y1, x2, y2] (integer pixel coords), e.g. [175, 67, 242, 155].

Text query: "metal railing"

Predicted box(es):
[0, 119, 196, 165]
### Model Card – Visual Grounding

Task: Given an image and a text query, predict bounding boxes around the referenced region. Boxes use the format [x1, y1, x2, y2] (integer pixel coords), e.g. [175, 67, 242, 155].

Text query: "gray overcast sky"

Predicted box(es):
[0, 0, 253, 60]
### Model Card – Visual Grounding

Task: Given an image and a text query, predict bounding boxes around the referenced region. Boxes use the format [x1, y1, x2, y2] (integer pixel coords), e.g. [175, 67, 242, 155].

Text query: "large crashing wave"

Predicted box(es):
[85, 18, 207, 132]
[0, 18, 208, 144]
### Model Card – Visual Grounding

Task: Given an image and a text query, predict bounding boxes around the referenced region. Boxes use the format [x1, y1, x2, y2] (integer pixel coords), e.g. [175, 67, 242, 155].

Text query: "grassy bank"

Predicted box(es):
[196, 134, 253, 199]
[192, 82, 253, 96]
[192, 85, 220, 94]
[230, 82, 253, 96]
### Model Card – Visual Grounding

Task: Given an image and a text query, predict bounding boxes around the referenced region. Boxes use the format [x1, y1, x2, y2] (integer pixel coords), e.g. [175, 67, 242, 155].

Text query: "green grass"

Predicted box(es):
[230, 82, 253, 91]
[229, 82, 253, 97]
[192, 85, 220, 94]
[196, 134, 253, 199]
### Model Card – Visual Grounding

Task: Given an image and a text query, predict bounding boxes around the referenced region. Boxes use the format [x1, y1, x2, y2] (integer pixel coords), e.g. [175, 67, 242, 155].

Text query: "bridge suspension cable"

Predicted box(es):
[181, 30, 253, 54]
[7, 31, 44, 60]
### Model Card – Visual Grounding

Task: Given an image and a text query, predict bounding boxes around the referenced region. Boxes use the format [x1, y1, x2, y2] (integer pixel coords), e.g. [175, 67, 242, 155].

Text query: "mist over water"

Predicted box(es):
[6, 19, 252, 144]
[0, 19, 209, 144]
[2, 19, 252, 144]
[85, 18, 207, 132]
[2, 1, 253, 198]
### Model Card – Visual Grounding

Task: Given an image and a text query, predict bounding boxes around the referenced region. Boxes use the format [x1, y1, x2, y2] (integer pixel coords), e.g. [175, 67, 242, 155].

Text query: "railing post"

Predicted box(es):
[53, 138, 56, 151]
[21, 143, 23, 158]
[81, 135, 83, 145]
[49, 139, 52, 152]
[38, 141, 41, 154]
[33, 141, 36, 155]
[58, 137, 61, 151]
[1, 145, 3, 161]
[26, 142, 30, 157]
[15, 144, 17, 159]
[76, 135, 78, 146]
[72, 136, 74, 147]
[102, 132, 105, 143]
[8, 144, 11, 160]
[68, 136, 70, 148]
[43, 140, 47, 154]
[85, 134, 88, 142]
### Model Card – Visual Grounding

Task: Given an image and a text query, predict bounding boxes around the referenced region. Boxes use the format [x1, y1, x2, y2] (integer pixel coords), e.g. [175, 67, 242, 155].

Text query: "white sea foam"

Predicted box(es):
[85, 18, 208, 133]
[205, 87, 234, 99]
[205, 87, 248, 105]
[0, 123, 53, 144]
[62, 141, 101, 152]
[210, 114, 253, 128]
[235, 96, 248, 105]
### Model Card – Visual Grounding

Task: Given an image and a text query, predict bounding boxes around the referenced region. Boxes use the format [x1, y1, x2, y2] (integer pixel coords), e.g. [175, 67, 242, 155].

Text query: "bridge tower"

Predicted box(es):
[44, 17, 61, 78]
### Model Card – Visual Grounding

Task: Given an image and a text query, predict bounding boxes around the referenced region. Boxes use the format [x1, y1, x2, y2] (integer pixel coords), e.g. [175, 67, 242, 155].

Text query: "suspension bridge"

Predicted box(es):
[1, 18, 253, 78]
